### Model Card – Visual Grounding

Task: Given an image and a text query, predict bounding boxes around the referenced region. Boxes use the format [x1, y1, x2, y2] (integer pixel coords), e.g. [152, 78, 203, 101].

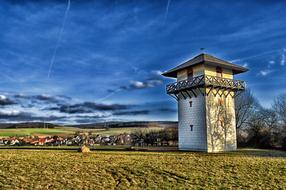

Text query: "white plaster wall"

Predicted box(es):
[178, 94, 207, 151]
[205, 94, 237, 152]
[177, 70, 187, 81]
[177, 64, 204, 82]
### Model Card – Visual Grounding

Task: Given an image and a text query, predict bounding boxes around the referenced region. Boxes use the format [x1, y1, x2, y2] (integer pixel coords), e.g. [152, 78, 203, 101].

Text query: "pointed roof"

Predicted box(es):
[162, 53, 248, 78]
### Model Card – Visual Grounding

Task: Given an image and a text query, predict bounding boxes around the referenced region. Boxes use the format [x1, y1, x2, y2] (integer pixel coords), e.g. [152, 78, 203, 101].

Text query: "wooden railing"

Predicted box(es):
[166, 75, 245, 94]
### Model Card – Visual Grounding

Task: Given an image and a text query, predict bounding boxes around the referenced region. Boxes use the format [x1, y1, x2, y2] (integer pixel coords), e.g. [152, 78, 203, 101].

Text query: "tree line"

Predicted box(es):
[236, 91, 286, 150]
[130, 90, 286, 150]
[130, 128, 178, 146]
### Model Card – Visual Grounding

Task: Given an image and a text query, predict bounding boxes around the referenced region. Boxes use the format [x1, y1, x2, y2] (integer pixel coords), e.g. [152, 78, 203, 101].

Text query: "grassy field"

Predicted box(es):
[0, 149, 285, 189]
[0, 128, 71, 137]
[0, 127, 163, 137]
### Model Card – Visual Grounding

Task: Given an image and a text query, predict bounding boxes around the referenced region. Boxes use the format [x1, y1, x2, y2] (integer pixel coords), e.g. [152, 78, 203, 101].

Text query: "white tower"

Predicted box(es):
[163, 54, 248, 152]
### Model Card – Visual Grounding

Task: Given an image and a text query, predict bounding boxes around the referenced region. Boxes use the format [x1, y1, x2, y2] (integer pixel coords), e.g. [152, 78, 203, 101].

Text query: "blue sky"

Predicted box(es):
[0, 0, 286, 123]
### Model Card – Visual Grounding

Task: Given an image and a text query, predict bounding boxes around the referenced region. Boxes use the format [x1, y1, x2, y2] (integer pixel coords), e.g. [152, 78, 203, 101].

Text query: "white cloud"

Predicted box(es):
[0, 110, 21, 116]
[0, 95, 7, 100]
[267, 60, 275, 68]
[151, 70, 163, 76]
[130, 81, 145, 88]
[259, 69, 273, 76]
[281, 51, 285, 66]
[130, 79, 163, 89]
[242, 63, 248, 67]
[146, 79, 163, 87]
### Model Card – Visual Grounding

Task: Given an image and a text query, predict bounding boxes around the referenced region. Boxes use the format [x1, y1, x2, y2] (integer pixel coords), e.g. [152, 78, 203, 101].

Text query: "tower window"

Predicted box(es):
[189, 101, 193, 107]
[187, 68, 193, 80]
[190, 125, 193, 131]
[216, 66, 222, 78]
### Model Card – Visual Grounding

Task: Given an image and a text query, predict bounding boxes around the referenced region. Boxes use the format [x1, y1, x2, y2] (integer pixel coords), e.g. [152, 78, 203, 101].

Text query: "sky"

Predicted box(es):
[0, 0, 286, 124]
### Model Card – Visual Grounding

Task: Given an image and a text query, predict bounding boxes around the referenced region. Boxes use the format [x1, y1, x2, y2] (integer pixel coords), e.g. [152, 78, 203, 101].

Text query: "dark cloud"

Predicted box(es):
[113, 107, 175, 116]
[14, 94, 71, 104]
[51, 102, 131, 114]
[157, 108, 176, 113]
[0, 91, 176, 123]
[0, 96, 15, 106]
[109, 71, 164, 92]
[113, 110, 150, 116]
[82, 102, 130, 111]
[58, 105, 93, 114]
[122, 70, 164, 90]
[74, 118, 99, 124]
[72, 115, 108, 124]
[0, 111, 29, 119]
[56, 95, 72, 100]
[0, 111, 64, 122]
[34, 95, 58, 102]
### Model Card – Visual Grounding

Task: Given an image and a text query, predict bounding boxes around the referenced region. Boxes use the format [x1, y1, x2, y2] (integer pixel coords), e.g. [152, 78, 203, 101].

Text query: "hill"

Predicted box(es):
[0, 122, 59, 129]
[0, 121, 177, 129]
[67, 121, 178, 129]
[0, 121, 177, 137]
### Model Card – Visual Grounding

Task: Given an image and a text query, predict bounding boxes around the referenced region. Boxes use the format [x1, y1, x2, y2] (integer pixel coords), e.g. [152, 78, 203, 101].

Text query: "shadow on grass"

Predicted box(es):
[230, 148, 286, 158]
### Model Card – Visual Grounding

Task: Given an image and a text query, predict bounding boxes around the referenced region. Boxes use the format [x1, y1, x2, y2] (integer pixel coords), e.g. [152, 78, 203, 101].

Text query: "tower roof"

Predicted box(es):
[162, 53, 248, 78]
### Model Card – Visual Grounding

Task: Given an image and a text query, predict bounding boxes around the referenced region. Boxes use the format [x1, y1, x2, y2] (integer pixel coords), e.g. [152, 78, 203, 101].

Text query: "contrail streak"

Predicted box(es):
[230, 49, 282, 62]
[164, 0, 171, 21]
[97, 89, 122, 102]
[48, 0, 71, 78]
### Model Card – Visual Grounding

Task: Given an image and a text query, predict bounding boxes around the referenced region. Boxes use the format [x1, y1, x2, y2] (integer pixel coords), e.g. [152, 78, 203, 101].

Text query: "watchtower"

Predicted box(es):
[162, 53, 248, 152]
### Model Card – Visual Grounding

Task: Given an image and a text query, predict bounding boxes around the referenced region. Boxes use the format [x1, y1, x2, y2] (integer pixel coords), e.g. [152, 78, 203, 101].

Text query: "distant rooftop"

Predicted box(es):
[162, 53, 248, 78]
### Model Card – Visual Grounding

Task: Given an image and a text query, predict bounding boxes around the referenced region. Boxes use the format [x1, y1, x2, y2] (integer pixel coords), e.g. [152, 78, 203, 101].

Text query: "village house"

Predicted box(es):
[0, 133, 143, 147]
[116, 134, 131, 145]
[0, 139, 5, 146]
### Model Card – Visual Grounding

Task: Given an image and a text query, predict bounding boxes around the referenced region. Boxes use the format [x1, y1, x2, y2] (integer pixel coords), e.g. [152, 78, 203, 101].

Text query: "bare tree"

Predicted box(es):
[273, 93, 286, 125]
[272, 93, 286, 149]
[259, 108, 278, 129]
[235, 89, 259, 129]
[131, 130, 145, 146]
[236, 92, 285, 149]
[246, 107, 279, 148]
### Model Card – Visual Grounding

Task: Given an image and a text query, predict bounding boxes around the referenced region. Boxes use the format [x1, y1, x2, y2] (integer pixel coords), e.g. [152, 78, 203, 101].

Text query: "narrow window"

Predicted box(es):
[189, 101, 193, 107]
[216, 66, 222, 78]
[187, 68, 193, 80]
[190, 125, 193, 131]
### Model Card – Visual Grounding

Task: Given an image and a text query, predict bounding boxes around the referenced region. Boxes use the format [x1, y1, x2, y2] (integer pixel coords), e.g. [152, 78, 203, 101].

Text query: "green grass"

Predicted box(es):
[0, 145, 131, 150]
[0, 149, 285, 189]
[0, 127, 163, 137]
[0, 128, 72, 137]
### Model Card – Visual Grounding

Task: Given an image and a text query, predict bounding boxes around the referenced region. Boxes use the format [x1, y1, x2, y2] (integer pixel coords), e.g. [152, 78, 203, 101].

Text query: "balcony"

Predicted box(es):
[166, 75, 245, 95]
